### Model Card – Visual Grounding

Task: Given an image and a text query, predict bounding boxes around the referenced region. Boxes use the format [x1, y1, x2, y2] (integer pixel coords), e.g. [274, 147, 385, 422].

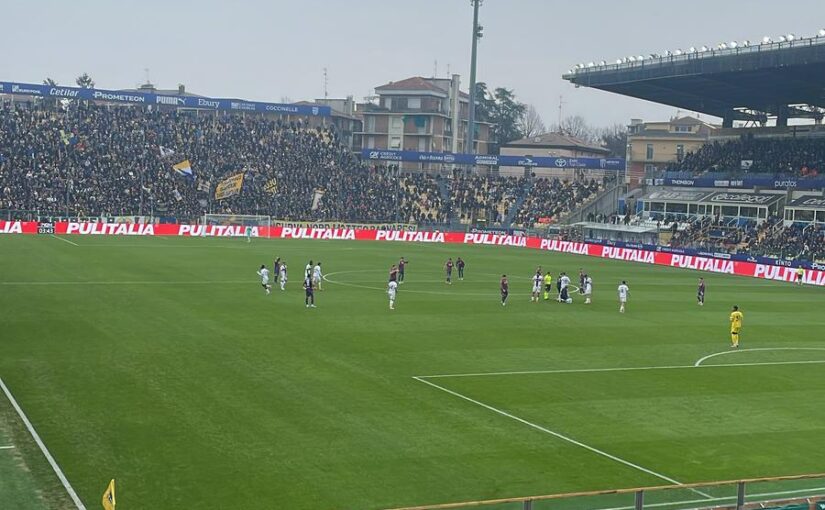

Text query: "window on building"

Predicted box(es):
[418, 137, 427, 151]
[391, 117, 402, 129]
[390, 136, 402, 150]
[367, 136, 375, 149]
[408, 97, 421, 109]
[384, 97, 393, 109]
[676, 144, 684, 161]
[674, 125, 692, 133]
[646, 144, 654, 160]
[366, 117, 375, 133]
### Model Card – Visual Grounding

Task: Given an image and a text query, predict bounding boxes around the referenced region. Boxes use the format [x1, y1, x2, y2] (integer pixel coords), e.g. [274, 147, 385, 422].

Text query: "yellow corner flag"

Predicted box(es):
[102, 479, 116, 510]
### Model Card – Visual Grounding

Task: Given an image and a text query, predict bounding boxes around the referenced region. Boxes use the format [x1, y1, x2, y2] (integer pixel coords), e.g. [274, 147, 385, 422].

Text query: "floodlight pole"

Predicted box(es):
[467, 0, 482, 156]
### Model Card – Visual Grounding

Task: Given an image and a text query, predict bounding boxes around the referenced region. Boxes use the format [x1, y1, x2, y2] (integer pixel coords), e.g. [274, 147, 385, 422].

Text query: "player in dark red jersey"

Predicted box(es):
[398, 257, 407, 284]
[697, 277, 705, 306]
[500, 274, 509, 306]
[579, 268, 586, 294]
[445, 258, 454, 285]
[389, 264, 399, 283]
[457, 257, 465, 280]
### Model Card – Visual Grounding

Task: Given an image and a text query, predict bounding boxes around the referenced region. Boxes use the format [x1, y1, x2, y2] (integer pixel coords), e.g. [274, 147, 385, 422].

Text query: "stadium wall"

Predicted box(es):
[3, 220, 824, 286]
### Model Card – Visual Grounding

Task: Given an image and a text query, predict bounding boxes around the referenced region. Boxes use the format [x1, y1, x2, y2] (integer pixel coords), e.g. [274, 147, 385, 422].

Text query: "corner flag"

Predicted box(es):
[102, 479, 116, 510]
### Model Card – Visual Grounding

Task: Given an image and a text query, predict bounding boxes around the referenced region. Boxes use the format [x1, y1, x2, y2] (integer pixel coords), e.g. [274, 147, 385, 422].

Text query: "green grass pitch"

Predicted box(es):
[1, 234, 825, 509]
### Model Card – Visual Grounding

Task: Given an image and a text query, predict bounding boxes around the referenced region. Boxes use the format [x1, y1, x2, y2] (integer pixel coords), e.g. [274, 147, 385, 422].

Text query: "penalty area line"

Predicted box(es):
[50, 234, 79, 246]
[0, 377, 86, 509]
[413, 376, 713, 499]
[0, 444, 15, 449]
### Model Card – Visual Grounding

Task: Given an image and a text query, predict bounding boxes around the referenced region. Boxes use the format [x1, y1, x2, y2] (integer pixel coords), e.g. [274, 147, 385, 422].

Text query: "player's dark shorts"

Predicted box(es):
[544, 284, 552, 292]
[305, 288, 314, 296]
[501, 290, 508, 298]
[698, 292, 704, 300]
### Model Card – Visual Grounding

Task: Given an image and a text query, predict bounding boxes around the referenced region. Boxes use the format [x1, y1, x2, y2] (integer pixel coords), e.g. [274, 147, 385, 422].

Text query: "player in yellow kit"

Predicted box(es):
[729, 305, 743, 348]
[543, 272, 553, 300]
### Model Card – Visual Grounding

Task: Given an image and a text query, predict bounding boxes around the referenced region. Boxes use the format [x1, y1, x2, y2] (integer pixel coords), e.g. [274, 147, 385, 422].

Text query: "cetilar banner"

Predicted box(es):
[360, 149, 625, 170]
[0, 81, 331, 117]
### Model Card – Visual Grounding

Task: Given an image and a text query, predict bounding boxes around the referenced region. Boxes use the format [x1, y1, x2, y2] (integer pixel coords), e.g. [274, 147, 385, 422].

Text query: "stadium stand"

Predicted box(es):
[513, 177, 603, 228]
[667, 137, 825, 176]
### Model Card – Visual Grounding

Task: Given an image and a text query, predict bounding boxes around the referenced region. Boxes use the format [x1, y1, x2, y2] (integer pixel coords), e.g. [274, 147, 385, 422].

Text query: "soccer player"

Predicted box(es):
[500, 274, 509, 306]
[389, 264, 399, 283]
[388, 280, 398, 310]
[796, 266, 805, 286]
[559, 272, 572, 303]
[579, 268, 586, 295]
[457, 257, 465, 280]
[531, 269, 542, 302]
[543, 271, 553, 301]
[279, 263, 288, 291]
[305, 260, 314, 279]
[257, 264, 271, 295]
[729, 305, 743, 348]
[445, 258, 454, 285]
[583, 275, 593, 304]
[697, 277, 706, 306]
[245, 226, 253, 243]
[273, 257, 281, 284]
[617, 280, 630, 313]
[303, 274, 316, 308]
[313, 262, 323, 291]
[398, 257, 407, 284]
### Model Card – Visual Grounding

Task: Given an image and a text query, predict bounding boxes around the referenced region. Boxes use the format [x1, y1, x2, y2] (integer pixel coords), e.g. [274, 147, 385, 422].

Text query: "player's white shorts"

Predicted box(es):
[388, 290, 397, 300]
[619, 296, 627, 303]
[532, 284, 541, 293]
[312, 275, 321, 283]
[261, 277, 270, 285]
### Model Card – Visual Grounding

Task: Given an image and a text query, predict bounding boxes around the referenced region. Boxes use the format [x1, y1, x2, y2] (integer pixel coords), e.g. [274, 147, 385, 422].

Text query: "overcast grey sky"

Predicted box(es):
[2, 0, 822, 128]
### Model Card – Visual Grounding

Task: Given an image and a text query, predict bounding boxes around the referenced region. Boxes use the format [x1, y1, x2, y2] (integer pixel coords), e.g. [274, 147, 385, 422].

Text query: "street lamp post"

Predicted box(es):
[467, 0, 483, 156]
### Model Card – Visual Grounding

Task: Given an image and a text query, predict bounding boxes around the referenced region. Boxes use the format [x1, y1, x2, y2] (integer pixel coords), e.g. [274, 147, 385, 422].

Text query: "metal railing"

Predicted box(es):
[387, 473, 825, 510]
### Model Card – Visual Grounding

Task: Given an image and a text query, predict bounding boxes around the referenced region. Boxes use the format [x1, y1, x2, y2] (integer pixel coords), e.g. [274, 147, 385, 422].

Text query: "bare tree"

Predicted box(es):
[556, 115, 596, 142]
[596, 123, 628, 157]
[520, 104, 546, 138]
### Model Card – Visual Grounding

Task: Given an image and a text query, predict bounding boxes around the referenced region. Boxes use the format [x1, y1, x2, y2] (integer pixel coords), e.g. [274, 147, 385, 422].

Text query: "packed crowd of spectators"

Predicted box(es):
[449, 174, 524, 224]
[667, 137, 825, 176]
[513, 178, 602, 228]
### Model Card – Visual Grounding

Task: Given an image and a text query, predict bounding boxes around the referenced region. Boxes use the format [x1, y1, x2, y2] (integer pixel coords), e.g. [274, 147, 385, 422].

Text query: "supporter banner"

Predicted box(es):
[361, 149, 625, 170]
[214, 174, 244, 200]
[0, 81, 331, 117]
[661, 176, 825, 190]
[271, 220, 416, 231]
[10, 220, 825, 286]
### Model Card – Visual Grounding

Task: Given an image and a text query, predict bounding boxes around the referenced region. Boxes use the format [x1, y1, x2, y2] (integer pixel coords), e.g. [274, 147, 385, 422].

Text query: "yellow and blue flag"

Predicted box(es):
[172, 159, 194, 177]
[102, 479, 116, 510]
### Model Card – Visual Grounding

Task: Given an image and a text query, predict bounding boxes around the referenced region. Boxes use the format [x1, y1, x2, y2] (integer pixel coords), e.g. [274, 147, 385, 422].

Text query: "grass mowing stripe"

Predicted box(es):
[0, 445, 15, 449]
[0, 377, 86, 510]
[412, 376, 714, 500]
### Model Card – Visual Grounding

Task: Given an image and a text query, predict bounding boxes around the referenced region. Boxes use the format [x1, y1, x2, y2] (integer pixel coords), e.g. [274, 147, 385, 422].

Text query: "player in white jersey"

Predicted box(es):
[583, 276, 593, 304]
[387, 280, 398, 310]
[558, 273, 572, 303]
[257, 265, 271, 294]
[531, 270, 542, 302]
[279, 263, 288, 291]
[312, 262, 323, 291]
[617, 280, 630, 313]
[305, 260, 313, 279]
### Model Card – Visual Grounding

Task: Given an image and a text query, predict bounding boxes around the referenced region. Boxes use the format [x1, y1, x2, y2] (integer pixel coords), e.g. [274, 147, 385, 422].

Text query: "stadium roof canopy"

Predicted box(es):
[563, 36, 825, 126]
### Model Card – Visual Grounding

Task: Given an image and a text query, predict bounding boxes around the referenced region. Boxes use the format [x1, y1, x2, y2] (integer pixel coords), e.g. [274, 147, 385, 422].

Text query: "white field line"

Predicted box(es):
[0, 444, 15, 449]
[50, 234, 79, 246]
[413, 376, 713, 499]
[417, 359, 825, 379]
[0, 378, 86, 510]
[694, 347, 825, 367]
